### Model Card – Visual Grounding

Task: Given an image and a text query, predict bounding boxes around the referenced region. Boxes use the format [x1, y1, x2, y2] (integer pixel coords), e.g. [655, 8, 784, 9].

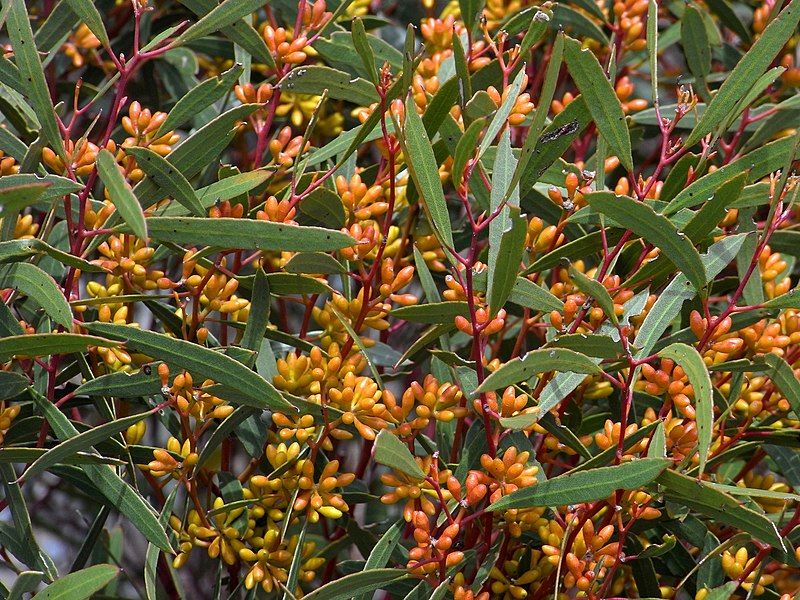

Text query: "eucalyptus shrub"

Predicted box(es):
[1, 0, 800, 598]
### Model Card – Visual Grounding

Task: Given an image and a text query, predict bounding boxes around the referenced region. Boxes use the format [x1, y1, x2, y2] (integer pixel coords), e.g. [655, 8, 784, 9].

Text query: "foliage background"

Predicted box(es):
[0, 0, 800, 599]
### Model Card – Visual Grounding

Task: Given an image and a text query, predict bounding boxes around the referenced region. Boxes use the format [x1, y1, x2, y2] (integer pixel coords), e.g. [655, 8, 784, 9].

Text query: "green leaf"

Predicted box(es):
[0, 464, 56, 580]
[477, 348, 601, 393]
[682, 5, 711, 96]
[30, 389, 172, 553]
[7, 571, 44, 600]
[546, 333, 620, 359]
[0, 333, 116, 362]
[175, 0, 265, 45]
[5, 0, 63, 158]
[568, 264, 618, 326]
[374, 429, 426, 479]
[64, 0, 110, 47]
[489, 459, 669, 510]
[684, 1, 800, 147]
[96, 149, 147, 241]
[633, 234, 748, 357]
[564, 37, 632, 172]
[133, 105, 259, 207]
[0, 173, 83, 200]
[506, 277, 565, 313]
[658, 343, 713, 475]
[587, 192, 706, 291]
[22, 411, 152, 481]
[479, 68, 527, 159]
[656, 469, 784, 548]
[82, 322, 295, 413]
[285, 252, 346, 274]
[74, 368, 161, 398]
[31, 564, 119, 600]
[303, 568, 408, 600]
[764, 288, 800, 309]
[354, 518, 405, 600]
[392, 301, 469, 324]
[178, 0, 274, 69]
[452, 118, 484, 184]
[401, 95, 454, 252]
[0, 239, 102, 272]
[351, 17, 378, 85]
[647, 421, 667, 459]
[0, 264, 72, 328]
[0, 371, 28, 400]
[508, 32, 564, 198]
[137, 217, 355, 252]
[241, 265, 270, 352]
[156, 64, 244, 136]
[759, 353, 800, 417]
[144, 486, 179, 600]
[696, 582, 739, 600]
[459, 0, 485, 29]
[126, 147, 205, 217]
[278, 66, 378, 105]
[488, 208, 527, 316]
[297, 187, 346, 229]
[665, 136, 798, 214]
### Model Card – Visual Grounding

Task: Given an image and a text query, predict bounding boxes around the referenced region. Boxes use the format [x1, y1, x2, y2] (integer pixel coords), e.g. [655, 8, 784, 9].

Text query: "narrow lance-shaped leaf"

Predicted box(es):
[0, 333, 117, 362]
[64, 0, 110, 47]
[682, 5, 711, 99]
[564, 36, 633, 172]
[303, 569, 409, 600]
[0, 264, 73, 329]
[477, 348, 602, 392]
[374, 429, 426, 479]
[31, 564, 119, 600]
[156, 64, 244, 136]
[478, 68, 527, 159]
[355, 519, 406, 600]
[96, 149, 147, 241]
[401, 95, 454, 253]
[760, 353, 800, 417]
[656, 469, 785, 548]
[587, 192, 706, 291]
[488, 129, 522, 314]
[175, 0, 267, 45]
[684, 1, 800, 147]
[488, 208, 527, 316]
[138, 217, 355, 252]
[506, 32, 564, 199]
[278, 66, 378, 105]
[568, 264, 618, 326]
[126, 147, 206, 216]
[351, 17, 378, 85]
[5, 0, 64, 159]
[30, 389, 173, 553]
[489, 459, 670, 510]
[22, 410, 154, 481]
[83, 322, 295, 413]
[659, 343, 713, 475]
